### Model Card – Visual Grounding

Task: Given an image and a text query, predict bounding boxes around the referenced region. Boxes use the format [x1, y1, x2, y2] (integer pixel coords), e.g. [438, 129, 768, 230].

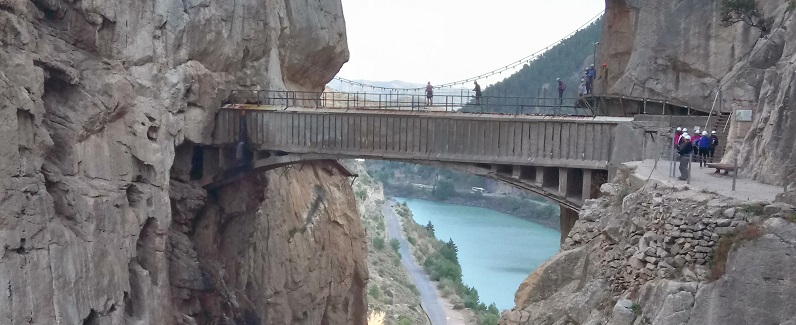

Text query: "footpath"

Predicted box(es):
[629, 159, 782, 203]
[382, 202, 448, 325]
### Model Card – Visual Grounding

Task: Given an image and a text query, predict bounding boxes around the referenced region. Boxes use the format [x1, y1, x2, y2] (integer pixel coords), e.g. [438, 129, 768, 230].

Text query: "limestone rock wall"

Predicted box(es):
[499, 171, 796, 325]
[599, 0, 796, 185]
[0, 0, 362, 324]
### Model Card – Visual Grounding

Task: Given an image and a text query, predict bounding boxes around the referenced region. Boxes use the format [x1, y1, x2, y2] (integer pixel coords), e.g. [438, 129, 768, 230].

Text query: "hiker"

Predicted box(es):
[578, 78, 587, 97]
[583, 69, 591, 94]
[599, 63, 608, 80]
[425, 82, 434, 106]
[587, 64, 596, 94]
[473, 81, 482, 105]
[678, 134, 693, 181]
[557, 78, 566, 105]
[679, 129, 689, 145]
[709, 130, 720, 163]
[698, 131, 711, 167]
[691, 129, 702, 158]
[674, 127, 683, 146]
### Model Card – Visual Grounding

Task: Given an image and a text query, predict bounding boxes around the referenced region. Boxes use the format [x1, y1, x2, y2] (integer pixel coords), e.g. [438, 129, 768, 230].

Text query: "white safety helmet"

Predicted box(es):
[683, 135, 691, 140]
[676, 127, 682, 131]
[682, 128, 688, 133]
[711, 131, 716, 134]
[702, 131, 708, 136]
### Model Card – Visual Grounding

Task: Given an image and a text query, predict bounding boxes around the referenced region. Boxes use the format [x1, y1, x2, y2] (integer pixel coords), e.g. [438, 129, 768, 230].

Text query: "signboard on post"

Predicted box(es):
[736, 110, 753, 122]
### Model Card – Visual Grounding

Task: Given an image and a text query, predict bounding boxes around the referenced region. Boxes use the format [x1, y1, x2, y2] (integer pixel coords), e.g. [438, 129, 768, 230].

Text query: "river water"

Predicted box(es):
[394, 197, 560, 311]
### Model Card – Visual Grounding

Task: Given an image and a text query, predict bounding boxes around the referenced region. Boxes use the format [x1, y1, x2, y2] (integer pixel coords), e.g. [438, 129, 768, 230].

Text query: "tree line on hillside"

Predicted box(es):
[462, 19, 602, 115]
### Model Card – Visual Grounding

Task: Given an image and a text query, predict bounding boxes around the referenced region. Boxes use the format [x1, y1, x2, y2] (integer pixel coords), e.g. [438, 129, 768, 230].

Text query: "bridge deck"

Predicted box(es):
[215, 107, 632, 170]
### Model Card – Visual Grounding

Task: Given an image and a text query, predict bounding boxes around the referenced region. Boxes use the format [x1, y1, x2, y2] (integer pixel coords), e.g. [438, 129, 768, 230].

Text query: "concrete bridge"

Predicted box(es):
[204, 106, 659, 239]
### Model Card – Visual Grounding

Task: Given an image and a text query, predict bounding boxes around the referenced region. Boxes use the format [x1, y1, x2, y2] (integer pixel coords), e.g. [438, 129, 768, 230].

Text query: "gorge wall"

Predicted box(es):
[598, 0, 796, 185]
[497, 1, 796, 323]
[0, 0, 367, 324]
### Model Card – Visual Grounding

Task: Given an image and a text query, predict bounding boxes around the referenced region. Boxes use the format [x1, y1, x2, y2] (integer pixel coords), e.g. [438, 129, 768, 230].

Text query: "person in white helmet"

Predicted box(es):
[698, 130, 711, 167]
[678, 134, 693, 180]
[674, 127, 683, 146]
[709, 130, 720, 163]
[679, 129, 689, 146]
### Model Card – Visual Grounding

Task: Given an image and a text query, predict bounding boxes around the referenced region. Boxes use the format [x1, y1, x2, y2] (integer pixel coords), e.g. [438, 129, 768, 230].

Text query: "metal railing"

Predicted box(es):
[228, 89, 593, 116]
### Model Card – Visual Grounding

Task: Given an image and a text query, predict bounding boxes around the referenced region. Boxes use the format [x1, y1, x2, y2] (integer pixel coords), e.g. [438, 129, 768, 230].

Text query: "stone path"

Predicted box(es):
[629, 159, 783, 203]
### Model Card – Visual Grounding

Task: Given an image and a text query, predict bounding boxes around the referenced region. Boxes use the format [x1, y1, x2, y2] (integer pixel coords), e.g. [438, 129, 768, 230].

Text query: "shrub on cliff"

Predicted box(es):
[390, 238, 401, 252]
[720, 0, 768, 32]
[373, 237, 386, 250]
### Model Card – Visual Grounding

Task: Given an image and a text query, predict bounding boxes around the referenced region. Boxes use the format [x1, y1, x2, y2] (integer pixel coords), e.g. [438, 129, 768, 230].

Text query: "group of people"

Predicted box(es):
[423, 63, 608, 108]
[424, 81, 483, 106]
[554, 63, 608, 102]
[675, 127, 720, 181]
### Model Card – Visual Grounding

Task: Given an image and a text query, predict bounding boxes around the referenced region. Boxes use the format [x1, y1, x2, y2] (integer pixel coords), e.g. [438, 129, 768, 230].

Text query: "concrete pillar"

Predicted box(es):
[558, 168, 568, 196]
[560, 207, 579, 245]
[535, 167, 544, 186]
[512, 165, 521, 179]
[582, 169, 593, 201]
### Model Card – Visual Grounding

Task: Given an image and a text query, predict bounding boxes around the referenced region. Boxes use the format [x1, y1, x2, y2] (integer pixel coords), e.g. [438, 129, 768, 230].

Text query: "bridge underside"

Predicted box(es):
[195, 147, 608, 240]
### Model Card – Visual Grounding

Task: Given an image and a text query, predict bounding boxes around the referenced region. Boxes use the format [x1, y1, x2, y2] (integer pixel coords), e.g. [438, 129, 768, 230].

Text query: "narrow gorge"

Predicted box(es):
[3, 0, 796, 324]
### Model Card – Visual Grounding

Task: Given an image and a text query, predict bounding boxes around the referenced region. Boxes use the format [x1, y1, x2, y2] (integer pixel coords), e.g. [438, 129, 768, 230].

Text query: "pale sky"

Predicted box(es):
[337, 0, 605, 86]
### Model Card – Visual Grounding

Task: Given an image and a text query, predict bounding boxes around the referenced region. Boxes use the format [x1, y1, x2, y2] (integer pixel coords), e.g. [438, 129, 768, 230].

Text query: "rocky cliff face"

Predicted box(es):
[599, 0, 796, 185]
[500, 169, 796, 325]
[0, 0, 365, 324]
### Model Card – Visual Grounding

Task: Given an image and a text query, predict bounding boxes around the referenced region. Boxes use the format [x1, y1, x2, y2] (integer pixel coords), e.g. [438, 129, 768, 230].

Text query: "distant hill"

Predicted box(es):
[463, 18, 603, 114]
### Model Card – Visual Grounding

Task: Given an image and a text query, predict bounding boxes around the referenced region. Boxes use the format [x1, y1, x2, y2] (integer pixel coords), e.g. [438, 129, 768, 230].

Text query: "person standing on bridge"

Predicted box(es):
[473, 81, 482, 105]
[556, 78, 566, 106]
[678, 134, 693, 181]
[425, 82, 434, 107]
[587, 64, 596, 94]
[578, 78, 587, 97]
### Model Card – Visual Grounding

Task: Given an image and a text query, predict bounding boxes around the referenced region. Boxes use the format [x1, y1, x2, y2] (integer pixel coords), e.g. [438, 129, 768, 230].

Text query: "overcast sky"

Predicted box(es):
[336, 0, 605, 86]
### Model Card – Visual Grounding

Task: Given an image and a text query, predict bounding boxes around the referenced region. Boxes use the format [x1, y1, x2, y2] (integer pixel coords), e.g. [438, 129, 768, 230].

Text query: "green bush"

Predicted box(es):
[407, 236, 416, 245]
[432, 178, 455, 200]
[720, 0, 767, 31]
[355, 188, 367, 201]
[372, 237, 385, 250]
[789, 0, 796, 12]
[389, 238, 400, 252]
[368, 285, 380, 299]
[397, 317, 412, 325]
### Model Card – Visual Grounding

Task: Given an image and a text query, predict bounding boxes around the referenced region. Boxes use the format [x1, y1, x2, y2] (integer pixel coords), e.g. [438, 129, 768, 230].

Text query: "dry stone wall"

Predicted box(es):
[500, 169, 796, 325]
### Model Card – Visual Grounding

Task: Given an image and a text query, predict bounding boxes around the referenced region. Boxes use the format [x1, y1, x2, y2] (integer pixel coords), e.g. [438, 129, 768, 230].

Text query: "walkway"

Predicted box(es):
[629, 160, 781, 203]
[382, 202, 447, 325]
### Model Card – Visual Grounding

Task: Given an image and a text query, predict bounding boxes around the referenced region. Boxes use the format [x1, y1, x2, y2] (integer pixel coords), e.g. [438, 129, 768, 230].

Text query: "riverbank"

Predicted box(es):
[384, 183, 560, 230]
[347, 162, 430, 325]
[393, 200, 504, 325]
[383, 202, 474, 325]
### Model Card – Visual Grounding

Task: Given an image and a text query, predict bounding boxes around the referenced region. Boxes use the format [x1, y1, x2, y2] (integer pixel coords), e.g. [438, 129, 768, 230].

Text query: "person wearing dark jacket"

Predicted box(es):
[698, 131, 711, 167]
[709, 130, 720, 163]
[678, 134, 693, 180]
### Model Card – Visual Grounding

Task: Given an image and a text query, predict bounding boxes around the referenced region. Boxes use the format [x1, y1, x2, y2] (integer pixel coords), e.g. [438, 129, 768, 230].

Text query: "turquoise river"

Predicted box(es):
[394, 197, 560, 311]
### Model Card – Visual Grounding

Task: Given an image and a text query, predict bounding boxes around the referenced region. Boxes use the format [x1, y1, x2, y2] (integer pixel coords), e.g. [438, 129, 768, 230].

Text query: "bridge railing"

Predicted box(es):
[228, 89, 593, 116]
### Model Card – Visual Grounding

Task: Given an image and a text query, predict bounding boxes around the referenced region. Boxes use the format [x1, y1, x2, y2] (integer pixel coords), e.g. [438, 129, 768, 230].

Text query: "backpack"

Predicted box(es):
[559, 82, 566, 91]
